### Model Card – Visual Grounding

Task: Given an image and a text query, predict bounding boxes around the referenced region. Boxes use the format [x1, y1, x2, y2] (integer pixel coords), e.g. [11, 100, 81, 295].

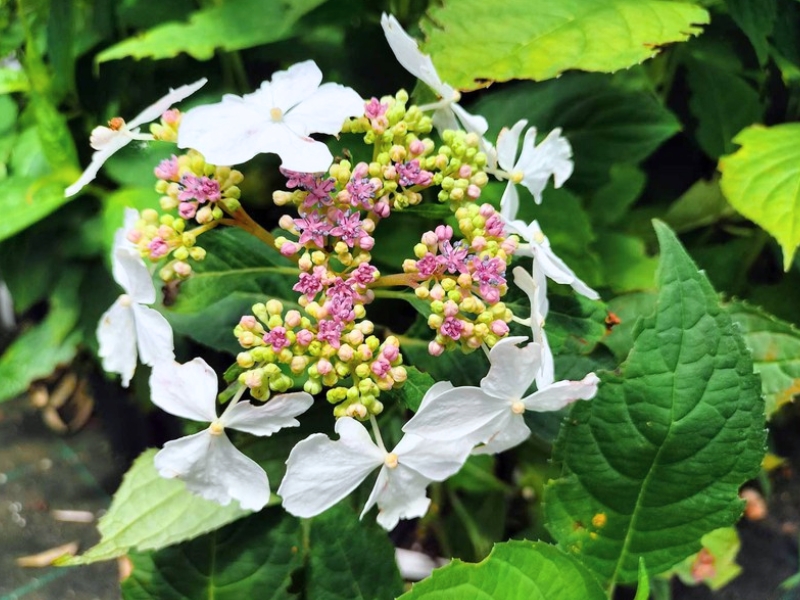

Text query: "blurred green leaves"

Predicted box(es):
[97, 0, 328, 63]
[422, 0, 709, 90]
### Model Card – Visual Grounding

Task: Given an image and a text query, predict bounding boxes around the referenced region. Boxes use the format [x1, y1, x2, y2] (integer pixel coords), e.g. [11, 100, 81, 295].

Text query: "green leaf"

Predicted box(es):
[386, 365, 435, 412]
[544, 221, 765, 585]
[97, 0, 327, 63]
[0, 272, 82, 402]
[726, 0, 776, 65]
[166, 227, 298, 353]
[663, 176, 736, 233]
[121, 509, 302, 600]
[0, 68, 29, 94]
[473, 74, 681, 190]
[398, 540, 606, 599]
[421, 0, 709, 90]
[589, 164, 647, 227]
[31, 92, 78, 171]
[0, 174, 76, 241]
[601, 291, 657, 361]
[64, 449, 248, 565]
[727, 301, 800, 416]
[307, 504, 404, 600]
[719, 123, 800, 269]
[592, 232, 659, 294]
[685, 58, 763, 159]
[634, 557, 649, 600]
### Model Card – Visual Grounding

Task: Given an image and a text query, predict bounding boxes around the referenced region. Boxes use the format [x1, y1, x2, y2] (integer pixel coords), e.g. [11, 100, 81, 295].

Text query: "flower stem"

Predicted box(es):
[369, 414, 387, 453]
[220, 384, 247, 421]
[369, 272, 423, 288]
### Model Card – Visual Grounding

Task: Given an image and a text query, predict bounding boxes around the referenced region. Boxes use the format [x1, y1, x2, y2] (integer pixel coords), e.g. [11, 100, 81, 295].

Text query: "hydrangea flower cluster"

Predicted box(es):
[77, 13, 602, 529]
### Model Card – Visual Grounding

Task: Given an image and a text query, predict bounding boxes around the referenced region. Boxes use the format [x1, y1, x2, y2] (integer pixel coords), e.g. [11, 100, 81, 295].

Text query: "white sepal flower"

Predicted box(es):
[177, 61, 363, 173]
[404, 337, 599, 455]
[65, 78, 207, 197]
[278, 417, 471, 530]
[97, 209, 174, 387]
[506, 218, 599, 300]
[496, 120, 573, 221]
[151, 358, 313, 511]
[512, 266, 554, 388]
[380, 13, 488, 137]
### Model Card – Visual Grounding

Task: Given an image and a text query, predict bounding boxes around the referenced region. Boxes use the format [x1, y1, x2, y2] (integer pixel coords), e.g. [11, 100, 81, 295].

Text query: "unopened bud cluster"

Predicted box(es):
[125, 115, 245, 281]
[234, 299, 406, 417]
[404, 204, 517, 354]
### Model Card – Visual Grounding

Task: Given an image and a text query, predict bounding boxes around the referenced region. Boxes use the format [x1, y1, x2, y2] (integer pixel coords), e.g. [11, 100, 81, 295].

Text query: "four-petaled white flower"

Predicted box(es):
[177, 60, 364, 173]
[496, 119, 573, 221]
[65, 79, 207, 197]
[278, 416, 471, 530]
[151, 358, 313, 512]
[380, 13, 488, 137]
[512, 266, 554, 388]
[97, 208, 174, 387]
[505, 218, 599, 301]
[404, 336, 599, 455]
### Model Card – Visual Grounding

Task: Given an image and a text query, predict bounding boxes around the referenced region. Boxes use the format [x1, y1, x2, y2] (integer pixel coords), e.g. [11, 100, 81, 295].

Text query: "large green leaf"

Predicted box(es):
[0, 272, 82, 402]
[121, 509, 302, 600]
[545, 221, 764, 586]
[0, 174, 76, 242]
[399, 541, 606, 599]
[166, 227, 298, 353]
[728, 301, 800, 417]
[719, 123, 800, 270]
[307, 504, 404, 600]
[97, 0, 327, 63]
[472, 74, 681, 190]
[592, 232, 659, 294]
[63, 449, 248, 565]
[726, 0, 776, 65]
[685, 58, 762, 159]
[421, 0, 709, 90]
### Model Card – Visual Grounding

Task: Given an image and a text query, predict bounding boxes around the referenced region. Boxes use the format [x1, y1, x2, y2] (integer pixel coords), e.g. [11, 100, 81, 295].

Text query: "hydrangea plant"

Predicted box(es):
[1, 1, 780, 598]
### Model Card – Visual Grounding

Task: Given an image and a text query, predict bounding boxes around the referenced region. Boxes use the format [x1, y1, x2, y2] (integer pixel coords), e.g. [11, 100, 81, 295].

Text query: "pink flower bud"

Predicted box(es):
[409, 140, 426, 156]
[240, 315, 257, 329]
[179, 202, 197, 219]
[373, 199, 390, 218]
[471, 236, 487, 251]
[338, 344, 354, 362]
[467, 184, 481, 199]
[296, 329, 314, 346]
[421, 231, 439, 246]
[161, 109, 181, 125]
[458, 165, 472, 178]
[490, 320, 510, 336]
[279, 214, 296, 230]
[358, 235, 375, 251]
[280, 241, 298, 257]
[443, 300, 459, 317]
[316, 358, 333, 375]
[479, 203, 495, 217]
[435, 225, 453, 241]
[174, 261, 191, 277]
[284, 310, 301, 327]
[428, 341, 444, 356]
[382, 344, 399, 362]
